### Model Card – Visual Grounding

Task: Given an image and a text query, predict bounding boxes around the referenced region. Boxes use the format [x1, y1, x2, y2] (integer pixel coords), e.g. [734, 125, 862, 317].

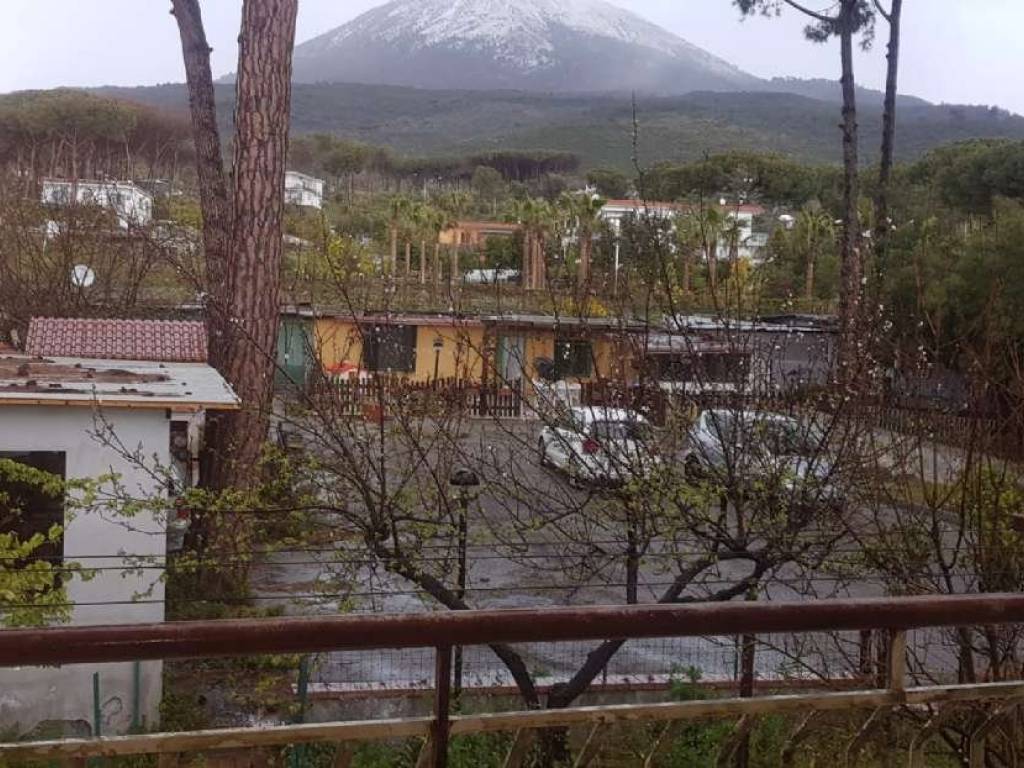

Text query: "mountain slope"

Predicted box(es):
[766, 77, 930, 108]
[97, 82, 1024, 171]
[289, 0, 762, 93]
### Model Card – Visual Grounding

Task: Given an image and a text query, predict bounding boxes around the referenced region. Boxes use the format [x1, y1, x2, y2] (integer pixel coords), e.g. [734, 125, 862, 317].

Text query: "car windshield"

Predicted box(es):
[704, 413, 825, 456]
[591, 420, 651, 442]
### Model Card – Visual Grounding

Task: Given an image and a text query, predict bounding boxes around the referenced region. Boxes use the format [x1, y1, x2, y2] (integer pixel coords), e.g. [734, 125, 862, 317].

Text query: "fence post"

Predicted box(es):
[736, 605, 756, 768]
[888, 630, 906, 698]
[858, 630, 873, 681]
[287, 655, 312, 768]
[88, 671, 101, 739]
[131, 660, 141, 731]
[433, 645, 453, 768]
[89, 672, 102, 768]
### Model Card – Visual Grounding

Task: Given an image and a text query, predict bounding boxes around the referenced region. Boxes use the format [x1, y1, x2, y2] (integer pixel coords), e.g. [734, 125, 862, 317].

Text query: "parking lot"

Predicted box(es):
[251, 412, 914, 694]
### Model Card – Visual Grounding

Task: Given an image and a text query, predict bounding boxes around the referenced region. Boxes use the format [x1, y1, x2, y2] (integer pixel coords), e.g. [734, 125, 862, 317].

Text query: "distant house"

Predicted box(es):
[438, 220, 522, 249]
[0, 348, 237, 736]
[599, 199, 768, 263]
[40, 178, 153, 229]
[599, 199, 685, 228]
[284, 171, 325, 209]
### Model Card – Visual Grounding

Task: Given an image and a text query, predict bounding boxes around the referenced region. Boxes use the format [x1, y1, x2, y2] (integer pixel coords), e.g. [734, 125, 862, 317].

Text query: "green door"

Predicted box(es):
[276, 317, 312, 390]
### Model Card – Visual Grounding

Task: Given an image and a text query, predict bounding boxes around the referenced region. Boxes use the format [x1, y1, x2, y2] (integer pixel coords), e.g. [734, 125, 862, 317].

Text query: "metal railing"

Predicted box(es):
[2, 594, 1024, 767]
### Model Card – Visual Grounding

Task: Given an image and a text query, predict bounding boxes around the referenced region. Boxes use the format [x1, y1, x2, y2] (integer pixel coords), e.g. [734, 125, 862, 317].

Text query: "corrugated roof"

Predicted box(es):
[482, 314, 653, 332]
[26, 318, 208, 362]
[0, 355, 239, 411]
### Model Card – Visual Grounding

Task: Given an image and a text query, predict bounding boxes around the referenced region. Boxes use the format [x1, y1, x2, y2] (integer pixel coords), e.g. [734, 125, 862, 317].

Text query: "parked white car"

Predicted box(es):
[538, 406, 659, 486]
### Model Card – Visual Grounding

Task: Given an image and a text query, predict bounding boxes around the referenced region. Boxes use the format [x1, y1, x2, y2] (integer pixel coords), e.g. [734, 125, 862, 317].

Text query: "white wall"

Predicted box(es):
[0, 406, 169, 735]
[41, 180, 153, 228]
[284, 172, 324, 209]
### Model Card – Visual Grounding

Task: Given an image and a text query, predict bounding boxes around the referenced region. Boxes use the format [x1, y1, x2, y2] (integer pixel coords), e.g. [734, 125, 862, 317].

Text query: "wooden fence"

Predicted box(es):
[852, 403, 1021, 458]
[321, 376, 524, 420]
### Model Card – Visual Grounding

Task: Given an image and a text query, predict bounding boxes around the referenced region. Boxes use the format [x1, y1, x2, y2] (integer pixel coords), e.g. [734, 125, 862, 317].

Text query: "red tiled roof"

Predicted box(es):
[25, 318, 208, 363]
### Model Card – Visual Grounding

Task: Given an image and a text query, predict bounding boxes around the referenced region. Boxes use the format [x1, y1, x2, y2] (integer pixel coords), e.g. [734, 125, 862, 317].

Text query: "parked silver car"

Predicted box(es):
[539, 406, 660, 486]
[682, 409, 841, 503]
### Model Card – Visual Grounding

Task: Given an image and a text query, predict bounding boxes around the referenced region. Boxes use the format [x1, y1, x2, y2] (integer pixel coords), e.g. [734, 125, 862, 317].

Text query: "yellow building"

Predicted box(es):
[438, 220, 521, 249]
[312, 311, 651, 387]
[315, 314, 486, 383]
[481, 314, 643, 386]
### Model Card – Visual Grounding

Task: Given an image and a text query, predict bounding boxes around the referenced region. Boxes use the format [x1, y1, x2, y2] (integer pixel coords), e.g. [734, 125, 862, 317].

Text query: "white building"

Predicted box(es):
[0, 354, 237, 736]
[599, 199, 768, 263]
[41, 179, 154, 229]
[284, 171, 325, 209]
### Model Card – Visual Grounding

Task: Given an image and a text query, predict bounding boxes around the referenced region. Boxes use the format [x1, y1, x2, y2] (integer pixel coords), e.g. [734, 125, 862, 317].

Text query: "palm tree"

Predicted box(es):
[509, 198, 530, 286]
[410, 201, 435, 285]
[674, 215, 703, 295]
[429, 205, 456, 286]
[437, 192, 472, 286]
[699, 206, 727, 293]
[559, 192, 606, 284]
[794, 206, 835, 300]
[512, 198, 553, 291]
[386, 195, 412, 274]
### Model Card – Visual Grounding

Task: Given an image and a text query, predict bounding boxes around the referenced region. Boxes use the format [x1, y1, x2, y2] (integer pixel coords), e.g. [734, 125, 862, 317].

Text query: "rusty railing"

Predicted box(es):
[2, 594, 1024, 766]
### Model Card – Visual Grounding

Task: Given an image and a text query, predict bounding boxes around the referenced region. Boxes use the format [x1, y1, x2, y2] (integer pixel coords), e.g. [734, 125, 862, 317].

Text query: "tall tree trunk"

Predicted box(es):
[838, 1, 864, 384]
[580, 229, 593, 284]
[208, 0, 298, 494]
[389, 226, 397, 273]
[170, 0, 232, 373]
[404, 240, 411, 276]
[873, 0, 903, 267]
[521, 232, 531, 289]
[419, 240, 426, 285]
[434, 242, 441, 285]
[451, 246, 459, 287]
[805, 255, 816, 301]
[532, 236, 546, 291]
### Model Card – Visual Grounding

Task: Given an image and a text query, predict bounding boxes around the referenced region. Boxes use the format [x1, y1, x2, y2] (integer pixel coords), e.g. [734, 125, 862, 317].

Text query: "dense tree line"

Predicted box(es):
[0, 89, 193, 186]
[643, 151, 842, 209]
[289, 132, 581, 195]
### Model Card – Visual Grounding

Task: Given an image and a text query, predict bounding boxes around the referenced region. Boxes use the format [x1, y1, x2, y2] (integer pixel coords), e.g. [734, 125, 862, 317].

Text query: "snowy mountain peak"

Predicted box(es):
[292, 0, 761, 93]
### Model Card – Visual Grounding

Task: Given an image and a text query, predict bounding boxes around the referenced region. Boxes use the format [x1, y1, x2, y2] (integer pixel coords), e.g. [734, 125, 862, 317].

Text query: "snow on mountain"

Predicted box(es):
[291, 0, 762, 93]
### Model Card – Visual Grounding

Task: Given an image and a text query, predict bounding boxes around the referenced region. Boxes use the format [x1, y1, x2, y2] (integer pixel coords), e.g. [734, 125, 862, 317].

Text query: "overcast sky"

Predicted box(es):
[2, 0, 1021, 114]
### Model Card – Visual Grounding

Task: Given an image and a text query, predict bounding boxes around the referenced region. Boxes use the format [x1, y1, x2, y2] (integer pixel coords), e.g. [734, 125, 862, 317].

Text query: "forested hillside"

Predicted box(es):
[93, 82, 1024, 172]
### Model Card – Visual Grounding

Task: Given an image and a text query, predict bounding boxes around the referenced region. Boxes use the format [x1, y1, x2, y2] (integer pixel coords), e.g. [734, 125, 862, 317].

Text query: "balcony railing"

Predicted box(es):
[2, 594, 1024, 767]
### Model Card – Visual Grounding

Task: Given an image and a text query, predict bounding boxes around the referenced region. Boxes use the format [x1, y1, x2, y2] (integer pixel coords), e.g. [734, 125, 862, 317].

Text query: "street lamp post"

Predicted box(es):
[448, 467, 479, 702]
[433, 337, 444, 384]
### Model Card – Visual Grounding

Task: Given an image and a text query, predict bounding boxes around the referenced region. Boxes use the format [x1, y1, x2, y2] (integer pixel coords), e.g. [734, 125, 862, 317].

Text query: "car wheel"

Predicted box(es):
[684, 454, 705, 482]
[568, 456, 591, 488]
[538, 439, 551, 468]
